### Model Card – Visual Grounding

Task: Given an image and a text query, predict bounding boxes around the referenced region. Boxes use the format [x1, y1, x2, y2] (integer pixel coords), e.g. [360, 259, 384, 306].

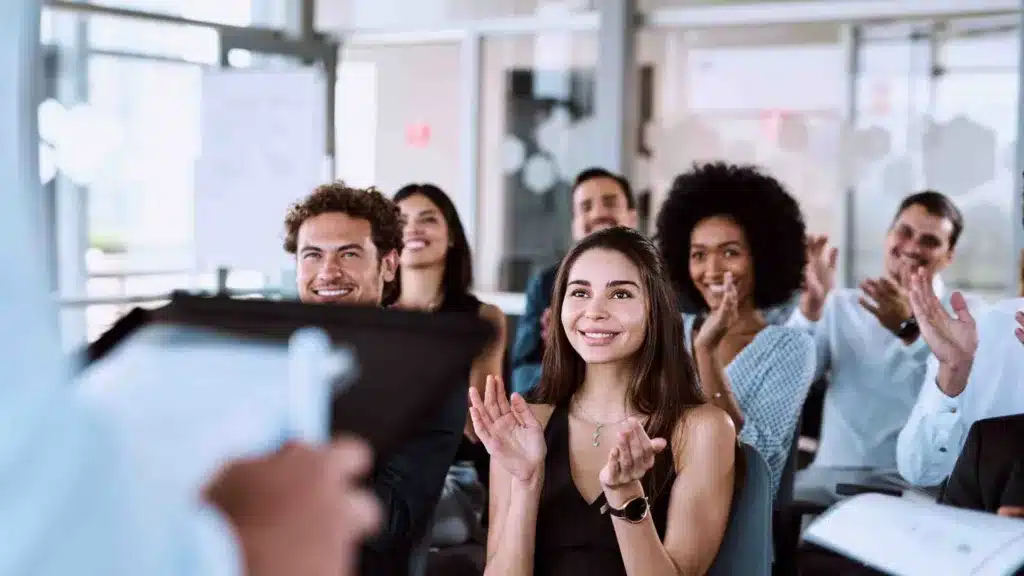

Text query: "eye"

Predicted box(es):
[724, 248, 740, 258]
[422, 216, 438, 224]
[302, 252, 321, 260]
[569, 288, 589, 298]
[342, 251, 360, 259]
[610, 289, 632, 299]
[690, 251, 705, 261]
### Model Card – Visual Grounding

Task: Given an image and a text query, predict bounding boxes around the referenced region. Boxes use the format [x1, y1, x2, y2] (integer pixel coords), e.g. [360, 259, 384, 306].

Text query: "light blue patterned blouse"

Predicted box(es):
[683, 315, 816, 496]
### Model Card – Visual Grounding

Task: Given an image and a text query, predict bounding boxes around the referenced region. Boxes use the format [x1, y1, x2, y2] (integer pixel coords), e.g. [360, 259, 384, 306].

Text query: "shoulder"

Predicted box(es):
[527, 403, 557, 429]
[479, 302, 507, 329]
[763, 325, 815, 356]
[671, 404, 737, 465]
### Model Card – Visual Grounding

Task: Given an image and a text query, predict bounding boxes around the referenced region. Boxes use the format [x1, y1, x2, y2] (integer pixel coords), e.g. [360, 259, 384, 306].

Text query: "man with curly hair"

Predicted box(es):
[789, 191, 979, 478]
[284, 182, 467, 575]
[510, 167, 637, 395]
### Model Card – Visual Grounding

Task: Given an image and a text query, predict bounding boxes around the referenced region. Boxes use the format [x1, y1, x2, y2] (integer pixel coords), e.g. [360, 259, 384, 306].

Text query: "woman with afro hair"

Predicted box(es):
[655, 161, 816, 497]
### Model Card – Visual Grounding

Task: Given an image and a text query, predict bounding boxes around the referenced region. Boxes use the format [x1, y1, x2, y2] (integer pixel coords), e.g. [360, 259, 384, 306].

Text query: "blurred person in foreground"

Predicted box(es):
[284, 182, 468, 575]
[0, 2, 379, 573]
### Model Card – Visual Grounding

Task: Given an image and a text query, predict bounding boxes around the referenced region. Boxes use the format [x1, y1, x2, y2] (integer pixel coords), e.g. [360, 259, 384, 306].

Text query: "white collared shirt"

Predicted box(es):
[897, 297, 1024, 487]
[787, 278, 984, 469]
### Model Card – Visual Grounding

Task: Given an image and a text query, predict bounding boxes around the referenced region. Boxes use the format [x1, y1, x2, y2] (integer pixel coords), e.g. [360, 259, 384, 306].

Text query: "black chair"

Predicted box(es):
[772, 415, 803, 576]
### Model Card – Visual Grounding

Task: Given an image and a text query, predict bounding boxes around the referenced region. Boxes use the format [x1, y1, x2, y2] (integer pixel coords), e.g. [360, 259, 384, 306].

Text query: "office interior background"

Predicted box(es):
[35, 0, 1024, 350]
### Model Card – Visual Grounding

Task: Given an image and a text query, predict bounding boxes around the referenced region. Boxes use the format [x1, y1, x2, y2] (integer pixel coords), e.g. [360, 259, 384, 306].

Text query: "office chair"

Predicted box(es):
[709, 443, 774, 576]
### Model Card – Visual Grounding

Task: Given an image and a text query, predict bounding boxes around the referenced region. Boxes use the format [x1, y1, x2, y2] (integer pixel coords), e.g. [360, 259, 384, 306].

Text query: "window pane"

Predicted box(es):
[478, 33, 598, 292]
[86, 0, 254, 26]
[317, 0, 593, 30]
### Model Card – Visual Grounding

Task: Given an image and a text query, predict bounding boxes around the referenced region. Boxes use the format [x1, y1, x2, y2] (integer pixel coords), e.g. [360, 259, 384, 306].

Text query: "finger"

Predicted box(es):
[469, 387, 489, 420]
[626, 422, 648, 470]
[877, 276, 901, 297]
[858, 296, 880, 316]
[651, 438, 668, 453]
[607, 447, 621, 481]
[617, 430, 635, 472]
[827, 246, 838, 269]
[327, 437, 373, 480]
[483, 375, 503, 422]
[468, 406, 497, 450]
[510, 393, 540, 428]
[950, 292, 974, 324]
[341, 489, 383, 539]
[1016, 327, 1024, 345]
[494, 374, 513, 415]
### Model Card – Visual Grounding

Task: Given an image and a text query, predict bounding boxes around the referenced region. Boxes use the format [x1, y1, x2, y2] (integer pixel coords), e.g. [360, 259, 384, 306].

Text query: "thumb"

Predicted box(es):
[950, 292, 973, 323]
[651, 438, 668, 453]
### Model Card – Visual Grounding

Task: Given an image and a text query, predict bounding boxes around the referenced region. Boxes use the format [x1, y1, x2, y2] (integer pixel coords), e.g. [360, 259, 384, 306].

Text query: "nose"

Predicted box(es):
[705, 254, 722, 277]
[319, 254, 344, 277]
[583, 296, 610, 319]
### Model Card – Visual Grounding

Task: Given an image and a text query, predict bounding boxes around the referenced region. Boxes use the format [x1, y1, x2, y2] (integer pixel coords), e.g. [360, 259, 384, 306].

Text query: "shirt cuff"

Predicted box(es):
[191, 504, 243, 576]
[787, 307, 816, 331]
[918, 378, 963, 416]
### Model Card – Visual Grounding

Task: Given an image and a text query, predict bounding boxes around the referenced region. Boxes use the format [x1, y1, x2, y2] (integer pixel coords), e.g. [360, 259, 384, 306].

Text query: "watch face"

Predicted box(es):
[623, 497, 649, 522]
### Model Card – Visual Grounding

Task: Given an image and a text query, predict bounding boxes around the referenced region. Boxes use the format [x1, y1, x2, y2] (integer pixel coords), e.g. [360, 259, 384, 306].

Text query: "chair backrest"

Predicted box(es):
[708, 443, 773, 576]
[776, 412, 802, 509]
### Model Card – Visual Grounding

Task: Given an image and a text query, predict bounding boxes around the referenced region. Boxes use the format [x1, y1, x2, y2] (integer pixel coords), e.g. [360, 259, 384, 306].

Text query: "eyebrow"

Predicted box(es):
[299, 243, 364, 253]
[567, 279, 640, 288]
[691, 240, 743, 249]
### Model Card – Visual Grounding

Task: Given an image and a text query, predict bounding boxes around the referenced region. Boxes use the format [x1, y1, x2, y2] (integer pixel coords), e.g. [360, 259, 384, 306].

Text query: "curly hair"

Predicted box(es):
[655, 162, 807, 313]
[283, 181, 403, 258]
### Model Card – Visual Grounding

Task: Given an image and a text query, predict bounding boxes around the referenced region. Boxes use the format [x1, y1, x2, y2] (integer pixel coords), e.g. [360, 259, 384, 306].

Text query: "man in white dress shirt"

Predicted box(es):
[897, 244, 1024, 487]
[789, 191, 975, 473]
[0, 2, 378, 574]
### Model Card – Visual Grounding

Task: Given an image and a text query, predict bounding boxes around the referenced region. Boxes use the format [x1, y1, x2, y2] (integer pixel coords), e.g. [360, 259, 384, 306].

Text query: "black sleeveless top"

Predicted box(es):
[534, 403, 676, 576]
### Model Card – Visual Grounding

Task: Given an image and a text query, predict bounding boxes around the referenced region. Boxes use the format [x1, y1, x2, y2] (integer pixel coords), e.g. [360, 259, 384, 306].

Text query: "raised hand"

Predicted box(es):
[599, 418, 667, 490]
[859, 275, 913, 337]
[800, 234, 838, 321]
[1016, 311, 1023, 346]
[907, 268, 978, 395]
[694, 271, 739, 351]
[469, 374, 546, 485]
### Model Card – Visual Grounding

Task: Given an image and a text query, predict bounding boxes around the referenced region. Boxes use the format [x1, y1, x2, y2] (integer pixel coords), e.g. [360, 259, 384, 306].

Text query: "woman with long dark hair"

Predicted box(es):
[393, 183, 507, 444]
[470, 226, 735, 576]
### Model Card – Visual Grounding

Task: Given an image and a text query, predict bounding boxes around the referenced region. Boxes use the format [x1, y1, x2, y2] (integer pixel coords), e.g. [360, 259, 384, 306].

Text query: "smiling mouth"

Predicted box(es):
[578, 330, 620, 345]
[312, 287, 354, 298]
[405, 239, 429, 250]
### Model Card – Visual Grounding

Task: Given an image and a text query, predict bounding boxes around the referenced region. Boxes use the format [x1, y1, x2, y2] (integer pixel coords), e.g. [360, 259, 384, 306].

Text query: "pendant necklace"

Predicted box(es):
[573, 399, 632, 447]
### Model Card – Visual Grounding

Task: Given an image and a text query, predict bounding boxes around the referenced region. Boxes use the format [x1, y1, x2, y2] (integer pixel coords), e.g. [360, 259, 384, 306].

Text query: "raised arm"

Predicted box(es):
[601, 406, 736, 576]
[470, 376, 548, 576]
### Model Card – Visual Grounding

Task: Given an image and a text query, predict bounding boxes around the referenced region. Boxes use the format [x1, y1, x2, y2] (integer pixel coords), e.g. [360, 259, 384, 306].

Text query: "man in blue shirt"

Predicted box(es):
[1, 2, 379, 574]
[510, 168, 637, 395]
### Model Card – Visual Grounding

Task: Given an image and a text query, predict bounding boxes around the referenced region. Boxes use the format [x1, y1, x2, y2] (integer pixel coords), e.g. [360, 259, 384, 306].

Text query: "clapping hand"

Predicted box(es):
[598, 418, 667, 491]
[694, 272, 739, 351]
[859, 274, 913, 337]
[1016, 311, 1023, 346]
[907, 268, 978, 396]
[469, 375, 547, 485]
[800, 234, 838, 321]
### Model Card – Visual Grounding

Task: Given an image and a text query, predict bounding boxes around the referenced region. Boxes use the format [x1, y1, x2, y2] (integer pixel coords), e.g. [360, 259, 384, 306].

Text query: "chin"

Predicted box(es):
[402, 252, 443, 269]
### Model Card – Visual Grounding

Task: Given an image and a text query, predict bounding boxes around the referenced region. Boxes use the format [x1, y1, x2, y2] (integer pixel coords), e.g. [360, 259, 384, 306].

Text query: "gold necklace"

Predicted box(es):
[572, 399, 633, 447]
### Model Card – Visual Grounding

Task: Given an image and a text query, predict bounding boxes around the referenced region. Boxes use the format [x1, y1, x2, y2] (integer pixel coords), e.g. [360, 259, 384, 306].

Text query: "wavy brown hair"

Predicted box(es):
[534, 227, 705, 482]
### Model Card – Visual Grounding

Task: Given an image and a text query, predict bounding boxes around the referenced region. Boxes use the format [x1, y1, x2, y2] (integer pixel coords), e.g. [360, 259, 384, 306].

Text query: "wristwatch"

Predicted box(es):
[897, 316, 920, 340]
[601, 496, 649, 523]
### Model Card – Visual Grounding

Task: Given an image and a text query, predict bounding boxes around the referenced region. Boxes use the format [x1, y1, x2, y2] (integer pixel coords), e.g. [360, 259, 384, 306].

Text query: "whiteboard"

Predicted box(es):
[195, 68, 326, 273]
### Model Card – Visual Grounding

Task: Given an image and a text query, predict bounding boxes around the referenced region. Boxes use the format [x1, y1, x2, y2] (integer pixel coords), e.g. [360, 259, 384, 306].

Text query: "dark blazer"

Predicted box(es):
[359, 386, 468, 575]
[941, 413, 1024, 512]
[510, 264, 558, 394]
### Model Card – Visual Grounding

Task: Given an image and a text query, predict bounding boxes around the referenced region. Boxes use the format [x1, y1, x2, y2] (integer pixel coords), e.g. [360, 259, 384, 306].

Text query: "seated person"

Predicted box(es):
[283, 183, 467, 574]
[896, 266, 1023, 487]
[472, 227, 736, 575]
[941, 414, 1024, 516]
[511, 168, 637, 395]
[789, 191, 972, 471]
[656, 162, 815, 497]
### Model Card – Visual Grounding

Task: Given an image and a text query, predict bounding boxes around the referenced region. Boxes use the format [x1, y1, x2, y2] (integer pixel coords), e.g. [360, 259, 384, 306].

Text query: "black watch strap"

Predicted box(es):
[897, 316, 920, 339]
[601, 496, 649, 523]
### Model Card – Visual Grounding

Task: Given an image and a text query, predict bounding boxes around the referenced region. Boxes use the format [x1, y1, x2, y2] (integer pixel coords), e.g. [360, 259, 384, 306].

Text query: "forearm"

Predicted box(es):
[605, 483, 683, 576]
[694, 346, 745, 430]
[485, 479, 543, 576]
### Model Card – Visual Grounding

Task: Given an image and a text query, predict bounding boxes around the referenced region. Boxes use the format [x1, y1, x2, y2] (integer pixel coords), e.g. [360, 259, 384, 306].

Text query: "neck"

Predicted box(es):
[397, 265, 445, 310]
[574, 361, 635, 420]
[728, 303, 766, 334]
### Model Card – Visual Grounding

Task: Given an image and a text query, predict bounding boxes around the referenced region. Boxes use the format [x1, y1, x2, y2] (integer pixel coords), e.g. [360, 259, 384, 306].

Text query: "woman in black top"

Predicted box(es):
[470, 227, 736, 575]
[393, 183, 507, 447]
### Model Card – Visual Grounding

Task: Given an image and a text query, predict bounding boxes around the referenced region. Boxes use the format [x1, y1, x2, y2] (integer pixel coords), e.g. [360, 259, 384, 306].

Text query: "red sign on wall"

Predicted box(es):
[405, 123, 431, 148]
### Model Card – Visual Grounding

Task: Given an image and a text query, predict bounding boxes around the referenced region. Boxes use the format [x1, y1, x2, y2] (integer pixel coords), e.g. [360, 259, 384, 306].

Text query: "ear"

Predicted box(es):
[380, 249, 399, 283]
[625, 208, 639, 230]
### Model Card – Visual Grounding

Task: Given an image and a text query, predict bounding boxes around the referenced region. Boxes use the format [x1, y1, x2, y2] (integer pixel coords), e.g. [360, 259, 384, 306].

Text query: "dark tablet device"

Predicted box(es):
[79, 292, 494, 464]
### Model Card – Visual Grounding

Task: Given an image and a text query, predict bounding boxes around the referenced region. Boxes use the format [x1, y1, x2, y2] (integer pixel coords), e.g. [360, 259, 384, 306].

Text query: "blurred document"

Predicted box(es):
[195, 68, 326, 273]
[804, 494, 1024, 576]
[77, 325, 353, 502]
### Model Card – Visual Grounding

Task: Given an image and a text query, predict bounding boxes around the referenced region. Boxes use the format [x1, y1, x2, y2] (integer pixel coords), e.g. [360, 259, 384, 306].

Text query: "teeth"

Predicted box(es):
[583, 332, 615, 339]
[406, 240, 427, 249]
[315, 289, 350, 297]
[709, 285, 726, 294]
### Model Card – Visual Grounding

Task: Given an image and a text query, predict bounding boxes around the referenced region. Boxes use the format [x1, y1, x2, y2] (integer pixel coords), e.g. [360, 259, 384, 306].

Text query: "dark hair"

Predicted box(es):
[535, 227, 704, 496]
[894, 190, 965, 249]
[656, 162, 807, 314]
[283, 182, 403, 302]
[393, 183, 474, 298]
[573, 167, 636, 210]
